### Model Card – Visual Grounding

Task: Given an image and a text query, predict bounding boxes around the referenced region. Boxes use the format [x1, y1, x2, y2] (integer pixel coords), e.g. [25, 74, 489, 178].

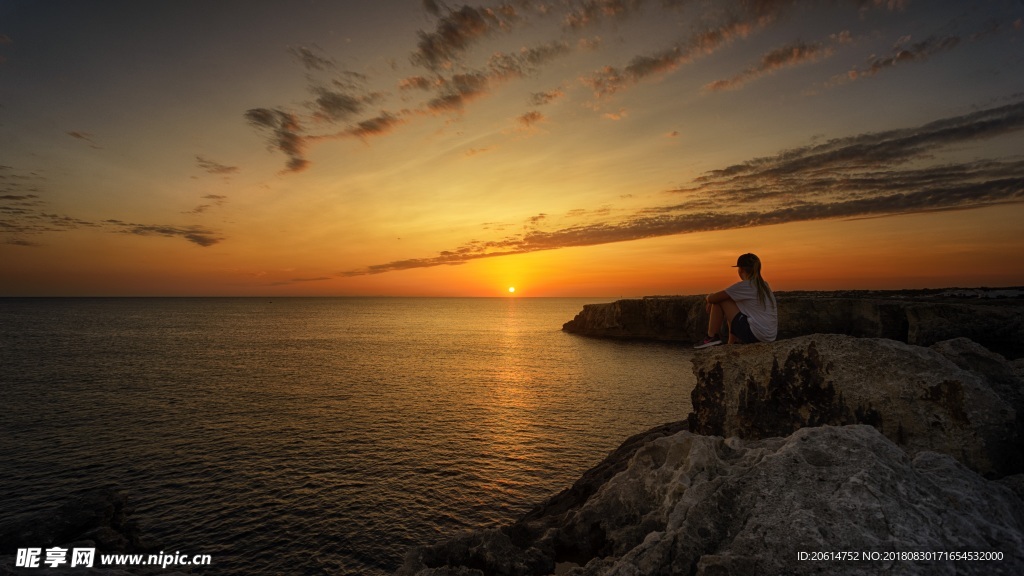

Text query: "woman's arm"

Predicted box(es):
[705, 290, 731, 304]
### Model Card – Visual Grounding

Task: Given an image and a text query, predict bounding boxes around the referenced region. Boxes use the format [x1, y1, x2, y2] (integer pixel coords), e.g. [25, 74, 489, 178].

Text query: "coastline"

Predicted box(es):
[3, 291, 1021, 575]
[397, 288, 1024, 575]
[562, 287, 1024, 359]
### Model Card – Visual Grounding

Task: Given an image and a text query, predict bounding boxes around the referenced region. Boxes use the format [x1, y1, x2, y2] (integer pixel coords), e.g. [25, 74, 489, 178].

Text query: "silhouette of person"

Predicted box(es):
[694, 253, 777, 348]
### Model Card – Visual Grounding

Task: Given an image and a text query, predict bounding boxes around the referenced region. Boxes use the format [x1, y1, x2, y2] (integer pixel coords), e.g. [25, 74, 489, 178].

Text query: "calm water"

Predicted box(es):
[0, 298, 695, 575]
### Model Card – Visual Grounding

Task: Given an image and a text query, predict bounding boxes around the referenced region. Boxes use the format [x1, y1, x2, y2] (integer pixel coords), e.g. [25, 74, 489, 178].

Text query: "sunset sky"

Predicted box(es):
[2, 0, 1023, 296]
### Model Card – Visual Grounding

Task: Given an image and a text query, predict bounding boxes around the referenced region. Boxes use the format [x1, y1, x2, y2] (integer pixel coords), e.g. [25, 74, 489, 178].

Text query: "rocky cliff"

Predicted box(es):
[398, 425, 1024, 576]
[396, 331, 1024, 576]
[562, 288, 1024, 360]
[688, 334, 1024, 477]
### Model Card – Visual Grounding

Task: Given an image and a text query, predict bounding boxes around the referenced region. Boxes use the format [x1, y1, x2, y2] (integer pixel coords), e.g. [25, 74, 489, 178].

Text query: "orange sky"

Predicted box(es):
[2, 1, 1023, 296]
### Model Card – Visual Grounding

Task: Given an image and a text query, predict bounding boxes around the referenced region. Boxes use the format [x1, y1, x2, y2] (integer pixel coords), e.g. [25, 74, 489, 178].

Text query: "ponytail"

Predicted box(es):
[742, 255, 775, 309]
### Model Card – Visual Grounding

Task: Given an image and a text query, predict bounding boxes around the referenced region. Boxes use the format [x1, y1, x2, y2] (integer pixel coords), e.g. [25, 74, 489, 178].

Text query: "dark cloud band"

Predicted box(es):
[342, 99, 1024, 276]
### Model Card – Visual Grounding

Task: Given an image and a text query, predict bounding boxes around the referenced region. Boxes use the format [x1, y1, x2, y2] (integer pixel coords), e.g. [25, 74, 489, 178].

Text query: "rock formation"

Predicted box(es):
[398, 308, 1024, 576]
[397, 426, 1024, 576]
[562, 289, 1024, 360]
[688, 334, 1023, 477]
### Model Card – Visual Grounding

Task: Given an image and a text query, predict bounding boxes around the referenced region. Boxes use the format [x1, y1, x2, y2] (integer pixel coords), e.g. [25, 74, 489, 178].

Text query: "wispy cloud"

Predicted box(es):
[563, 0, 645, 30]
[834, 13, 1021, 87]
[1, 166, 225, 248]
[529, 88, 565, 106]
[843, 34, 961, 82]
[583, 19, 758, 97]
[288, 45, 335, 71]
[516, 110, 545, 129]
[266, 276, 333, 287]
[196, 155, 239, 175]
[116, 223, 222, 247]
[341, 99, 1024, 276]
[184, 194, 228, 215]
[705, 40, 831, 92]
[427, 72, 491, 113]
[66, 131, 102, 149]
[411, 4, 522, 71]
[347, 112, 405, 139]
[244, 0, 1021, 172]
[244, 108, 309, 172]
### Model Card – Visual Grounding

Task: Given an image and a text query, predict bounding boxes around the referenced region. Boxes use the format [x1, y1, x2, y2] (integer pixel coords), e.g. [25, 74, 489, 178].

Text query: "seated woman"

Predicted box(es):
[694, 253, 777, 348]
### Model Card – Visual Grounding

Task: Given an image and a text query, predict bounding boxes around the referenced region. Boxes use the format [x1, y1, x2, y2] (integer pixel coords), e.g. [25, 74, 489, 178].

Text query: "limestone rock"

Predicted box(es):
[397, 426, 1024, 576]
[562, 290, 1024, 359]
[688, 334, 1021, 476]
[561, 297, 707, 342]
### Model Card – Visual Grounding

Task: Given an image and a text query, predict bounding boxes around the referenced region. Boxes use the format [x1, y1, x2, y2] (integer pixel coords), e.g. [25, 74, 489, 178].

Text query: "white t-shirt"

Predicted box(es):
[725, 279, 778, 342]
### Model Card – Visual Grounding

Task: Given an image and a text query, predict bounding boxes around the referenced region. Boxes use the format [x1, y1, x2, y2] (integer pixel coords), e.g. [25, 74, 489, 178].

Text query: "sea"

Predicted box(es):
[0, 298, 696, 575]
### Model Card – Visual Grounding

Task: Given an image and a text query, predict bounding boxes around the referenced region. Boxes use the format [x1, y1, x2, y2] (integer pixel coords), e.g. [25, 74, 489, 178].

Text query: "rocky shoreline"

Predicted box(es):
[4, 291, 1022, 575]
[397, 290, 1024, 575]
[561, 287, 1024, 360]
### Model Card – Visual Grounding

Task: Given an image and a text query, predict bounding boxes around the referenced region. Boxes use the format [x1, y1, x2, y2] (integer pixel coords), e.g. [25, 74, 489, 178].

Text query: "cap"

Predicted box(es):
[732, 253, 759, 268]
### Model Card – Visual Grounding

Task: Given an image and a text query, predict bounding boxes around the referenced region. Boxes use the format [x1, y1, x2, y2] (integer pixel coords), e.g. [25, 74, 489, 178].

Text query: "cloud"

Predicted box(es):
[411, 4, 520, 70]
[425, 41, 573, 113]
[487, 41, 572, 80]
[399, 75, 438, 91]
[427, 72, 491, 112]
[423, 0, 445, 18]
[195, 155, 239, 175]
[583, 19, 756, 97]
[246, 0, 1010, 173]
[184, 194, 228, 215]
[578, 0, 844, 98]
[242, 3, 578, 171]
[341, 99, 1024, 276]
[66, 131, 101, 149]
[310, 72, 381, 122]
[121, 224, 222, 247]
[5, 237, 42, 247]
[1, 169, 225, 248]
[563, 0, 645, 30]
[845, 34, 961, 81]
[529, 88, 565, 106]
[289, 45, 334, 71]
[704, 40, 831, 92]
[691, 100, 1024, 185]
[348, 112, 405, 139]
[517, 110, 545, 128]
[602, 108, 627, 120]
[312, 89, 367, 122]
[267, 276, 333, 286]
[244, 108, 309, 172]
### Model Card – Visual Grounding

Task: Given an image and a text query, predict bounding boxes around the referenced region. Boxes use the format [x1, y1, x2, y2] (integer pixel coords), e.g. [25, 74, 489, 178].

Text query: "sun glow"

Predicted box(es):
[508, 286, 516, 294]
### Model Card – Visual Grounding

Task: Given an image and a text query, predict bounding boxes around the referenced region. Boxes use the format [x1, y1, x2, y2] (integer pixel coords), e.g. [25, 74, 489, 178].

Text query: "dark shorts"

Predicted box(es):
[731, 312, 759, 344]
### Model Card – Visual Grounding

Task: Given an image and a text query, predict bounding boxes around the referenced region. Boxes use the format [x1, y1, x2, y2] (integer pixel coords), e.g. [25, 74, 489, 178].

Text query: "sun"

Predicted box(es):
[508, 286, 516, 294]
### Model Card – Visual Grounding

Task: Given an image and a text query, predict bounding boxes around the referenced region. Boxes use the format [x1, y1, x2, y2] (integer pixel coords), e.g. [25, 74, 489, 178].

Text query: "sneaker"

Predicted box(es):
[693, 335, 723, 349]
